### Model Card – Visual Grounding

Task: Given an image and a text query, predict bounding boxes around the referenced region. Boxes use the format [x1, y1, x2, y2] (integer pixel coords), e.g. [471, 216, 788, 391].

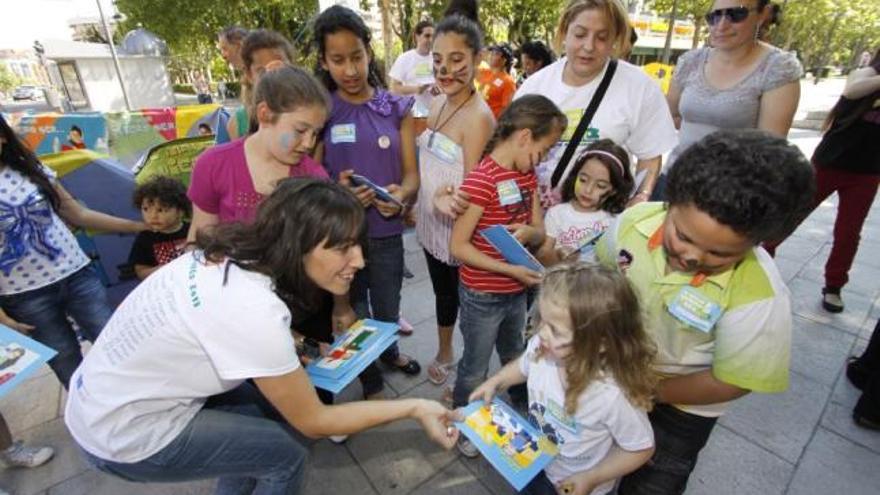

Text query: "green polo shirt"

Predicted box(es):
[597, 202, 792, 417]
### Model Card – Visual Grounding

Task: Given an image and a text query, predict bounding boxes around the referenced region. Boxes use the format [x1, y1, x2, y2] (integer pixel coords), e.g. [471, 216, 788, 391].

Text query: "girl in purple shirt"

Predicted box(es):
[314, 5, 421, 378]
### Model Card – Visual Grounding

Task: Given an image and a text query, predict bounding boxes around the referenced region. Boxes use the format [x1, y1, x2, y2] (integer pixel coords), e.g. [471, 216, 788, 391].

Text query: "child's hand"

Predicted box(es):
[556, 470, 598, 495]
[375, 184, 405, 218]
[433, 185, 471, 219]
[506, 223, 543, 248]
[468, 378, 502, 405]
[507, 265, 543, 286]
[0, 308, 34, 334]
[338, 169, 376, 208]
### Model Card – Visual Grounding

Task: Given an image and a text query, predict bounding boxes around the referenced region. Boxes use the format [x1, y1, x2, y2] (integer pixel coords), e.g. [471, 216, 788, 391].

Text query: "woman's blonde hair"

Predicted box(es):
[554, 0, 632, 58]
[533, 262, 656, 414]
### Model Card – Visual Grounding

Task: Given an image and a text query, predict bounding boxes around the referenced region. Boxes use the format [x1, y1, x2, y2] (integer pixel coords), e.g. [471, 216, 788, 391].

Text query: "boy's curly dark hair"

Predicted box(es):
[665, 129, 815, 243]
[133, 176, 191, 216]
[560, 139, 633, 214]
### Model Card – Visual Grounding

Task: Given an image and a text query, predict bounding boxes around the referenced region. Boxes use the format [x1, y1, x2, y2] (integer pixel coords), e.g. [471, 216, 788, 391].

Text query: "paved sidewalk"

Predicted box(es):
[2, 83, 879, 494]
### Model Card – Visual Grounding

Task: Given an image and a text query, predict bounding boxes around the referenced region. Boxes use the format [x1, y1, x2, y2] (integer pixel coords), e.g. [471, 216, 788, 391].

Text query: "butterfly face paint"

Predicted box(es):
[432, 31, 477, 97]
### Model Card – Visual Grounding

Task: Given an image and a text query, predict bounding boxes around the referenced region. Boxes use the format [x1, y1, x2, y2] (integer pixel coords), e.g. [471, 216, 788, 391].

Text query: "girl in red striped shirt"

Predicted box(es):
[449, 94, 567, 457]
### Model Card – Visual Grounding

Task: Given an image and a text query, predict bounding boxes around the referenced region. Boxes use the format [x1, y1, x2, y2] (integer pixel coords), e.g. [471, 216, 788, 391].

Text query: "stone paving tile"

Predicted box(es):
[787, 276, 873, 335]
[820, 401, 880, 455]
[459, 455, 516, 495]
[5, 419, 92, 495]
[0, 372, 62, 437]
[787, 429, 880, 495]
[797, 261, 880, 298]
[773, 235, 826, 264]
[788, 316, 857, 388]
[685, 425, 793, 495]
[718, 371, 831, 463]
[344, 381, 460, 495]
[409, 459, 494, 495]
[303, 439, 379, 495]
[773, 256, 806, 284]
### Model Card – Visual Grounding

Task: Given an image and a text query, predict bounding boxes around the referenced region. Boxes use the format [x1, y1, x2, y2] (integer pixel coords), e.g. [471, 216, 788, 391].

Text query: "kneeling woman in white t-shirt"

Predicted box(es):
[64, 178, 458, 493]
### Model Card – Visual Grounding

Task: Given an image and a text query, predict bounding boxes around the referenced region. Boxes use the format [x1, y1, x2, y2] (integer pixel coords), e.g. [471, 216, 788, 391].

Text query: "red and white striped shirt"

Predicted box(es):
[458, 156, 537, 294]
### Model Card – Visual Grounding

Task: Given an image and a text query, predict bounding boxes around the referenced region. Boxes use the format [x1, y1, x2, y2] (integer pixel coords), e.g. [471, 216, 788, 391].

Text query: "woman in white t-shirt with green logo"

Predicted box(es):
[516, 0, 677, 209]
[64, 179, 458, 493]
[389, 20, 438, 117]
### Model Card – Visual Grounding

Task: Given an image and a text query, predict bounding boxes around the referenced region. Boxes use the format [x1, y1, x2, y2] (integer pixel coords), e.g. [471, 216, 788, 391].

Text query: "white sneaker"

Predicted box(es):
[0, 441, 54, 468]
[456, 437, 479, 458]
[329, 435, 349, 444]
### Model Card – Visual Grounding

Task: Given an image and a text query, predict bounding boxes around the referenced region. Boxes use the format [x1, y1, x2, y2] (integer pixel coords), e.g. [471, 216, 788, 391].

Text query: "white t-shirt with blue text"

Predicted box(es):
[519, 336, 654, 492]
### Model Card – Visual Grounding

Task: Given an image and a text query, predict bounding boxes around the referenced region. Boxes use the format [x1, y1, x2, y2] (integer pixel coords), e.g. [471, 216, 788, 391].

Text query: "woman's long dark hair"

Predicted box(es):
[313, 5, 386, 92]
[195, 178, 365, 316]
[824, 47, 880, 132]
[0, 114, 60, 210]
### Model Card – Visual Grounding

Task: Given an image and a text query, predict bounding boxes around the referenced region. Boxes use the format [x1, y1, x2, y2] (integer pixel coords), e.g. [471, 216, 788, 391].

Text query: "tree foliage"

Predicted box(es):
[114, 0, 319, 80]
[648, 0, 880, 71]
[0, 64, 21, 93]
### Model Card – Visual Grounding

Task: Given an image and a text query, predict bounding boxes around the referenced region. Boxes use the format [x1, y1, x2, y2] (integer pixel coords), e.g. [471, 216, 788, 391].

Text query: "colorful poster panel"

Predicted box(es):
[0, 324, 58, 399]
[455, 399, 558, 491]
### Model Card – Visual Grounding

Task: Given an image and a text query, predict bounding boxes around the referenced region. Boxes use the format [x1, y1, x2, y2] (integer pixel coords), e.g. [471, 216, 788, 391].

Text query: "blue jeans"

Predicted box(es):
[351, 235, 404, 372]
[81, 383, 307, 495]
[452, 286, 528, 408]
[521, 470, 557, 494]
[617, 404, 717, 495]
[0, 264, 112, 388]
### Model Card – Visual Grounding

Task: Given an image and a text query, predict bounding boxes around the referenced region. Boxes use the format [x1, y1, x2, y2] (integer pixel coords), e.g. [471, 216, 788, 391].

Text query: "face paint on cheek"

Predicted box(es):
[279, 130, 301, 151]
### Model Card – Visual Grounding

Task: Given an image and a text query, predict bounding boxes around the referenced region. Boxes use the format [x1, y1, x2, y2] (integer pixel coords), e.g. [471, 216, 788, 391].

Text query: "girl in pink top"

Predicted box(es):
[188, 64, 330, 232]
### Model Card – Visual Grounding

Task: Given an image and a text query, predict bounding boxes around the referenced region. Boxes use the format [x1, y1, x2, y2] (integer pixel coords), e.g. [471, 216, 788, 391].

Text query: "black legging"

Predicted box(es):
[423, 249, 459, 327]
[852, 319, 880, 423]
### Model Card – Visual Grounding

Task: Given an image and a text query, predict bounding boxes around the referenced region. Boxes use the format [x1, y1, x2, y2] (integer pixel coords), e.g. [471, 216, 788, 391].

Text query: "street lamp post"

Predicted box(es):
[96, 0, 132, 110]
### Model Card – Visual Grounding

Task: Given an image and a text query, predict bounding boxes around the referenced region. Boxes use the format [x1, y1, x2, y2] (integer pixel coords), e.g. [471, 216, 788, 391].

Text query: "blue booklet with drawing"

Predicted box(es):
[480, 225, 544, 273]
[0, 324, 57, 399]
[306, 319, 399, 394]
[455, 398, 558, 491]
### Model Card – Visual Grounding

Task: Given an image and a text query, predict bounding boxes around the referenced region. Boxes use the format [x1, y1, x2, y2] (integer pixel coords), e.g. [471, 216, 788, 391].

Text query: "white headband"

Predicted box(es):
[583, 150, 625, 177]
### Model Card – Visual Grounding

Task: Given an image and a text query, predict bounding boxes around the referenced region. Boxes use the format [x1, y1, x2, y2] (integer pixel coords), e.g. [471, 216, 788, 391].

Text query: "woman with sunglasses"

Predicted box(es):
[657, 0, 802, 199]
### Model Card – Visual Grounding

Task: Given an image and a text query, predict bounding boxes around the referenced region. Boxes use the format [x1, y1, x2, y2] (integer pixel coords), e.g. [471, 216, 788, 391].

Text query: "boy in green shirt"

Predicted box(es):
[600, 130, 815, 495]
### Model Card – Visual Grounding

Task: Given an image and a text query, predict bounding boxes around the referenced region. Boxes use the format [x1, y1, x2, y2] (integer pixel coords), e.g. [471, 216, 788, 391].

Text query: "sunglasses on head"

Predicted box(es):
[705, 6, 757, 26]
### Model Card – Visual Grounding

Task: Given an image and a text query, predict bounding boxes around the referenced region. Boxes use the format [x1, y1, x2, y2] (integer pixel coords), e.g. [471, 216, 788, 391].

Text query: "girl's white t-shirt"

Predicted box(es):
[515, 58, 677, 207]
[65, 254, 300, 463]
[544, 203, 614, 258]
[519, 336, 654, 492]
[0, 165, 89, 295]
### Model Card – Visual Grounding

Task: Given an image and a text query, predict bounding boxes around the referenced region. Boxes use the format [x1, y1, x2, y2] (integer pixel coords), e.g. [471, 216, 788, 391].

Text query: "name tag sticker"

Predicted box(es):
[428, 132, 460, 164]
[667, 286, 723, 333]
[330, 124, 357, 144]
[496, 179, 522, 206]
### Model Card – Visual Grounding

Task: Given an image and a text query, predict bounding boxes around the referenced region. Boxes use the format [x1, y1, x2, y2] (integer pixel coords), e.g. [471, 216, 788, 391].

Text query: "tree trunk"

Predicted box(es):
[380, 0, 395, 74]
[661, 0, 679, 64]
[692, 16, 703, 49]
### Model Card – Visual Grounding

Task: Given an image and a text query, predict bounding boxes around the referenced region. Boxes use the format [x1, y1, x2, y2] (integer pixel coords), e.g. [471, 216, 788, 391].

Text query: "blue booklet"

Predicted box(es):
[455, 398, 558, 491]
[0, 324, 57, 399]
[306, 319, 399, 394]
[479, 225, 544, 273]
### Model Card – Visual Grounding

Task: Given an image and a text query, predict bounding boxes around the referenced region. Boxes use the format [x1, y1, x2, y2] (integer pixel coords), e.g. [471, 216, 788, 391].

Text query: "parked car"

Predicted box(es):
[12, 85, 40, 100]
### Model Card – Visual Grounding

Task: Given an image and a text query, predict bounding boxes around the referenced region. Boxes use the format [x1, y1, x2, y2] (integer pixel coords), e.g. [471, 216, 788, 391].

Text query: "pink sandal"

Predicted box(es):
[428, 359, 455, 386]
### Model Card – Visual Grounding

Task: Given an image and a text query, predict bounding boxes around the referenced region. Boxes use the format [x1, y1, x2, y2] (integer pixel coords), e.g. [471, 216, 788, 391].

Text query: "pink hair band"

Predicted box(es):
[583, 149, 625, 176]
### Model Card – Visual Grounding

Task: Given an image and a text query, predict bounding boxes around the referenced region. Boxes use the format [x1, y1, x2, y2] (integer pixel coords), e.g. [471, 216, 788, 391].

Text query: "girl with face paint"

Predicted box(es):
[188, 64, 331, 240]
[536, 139, 634, 266]
[312, 5, 423, 386]
[414, 0, 496, 388]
